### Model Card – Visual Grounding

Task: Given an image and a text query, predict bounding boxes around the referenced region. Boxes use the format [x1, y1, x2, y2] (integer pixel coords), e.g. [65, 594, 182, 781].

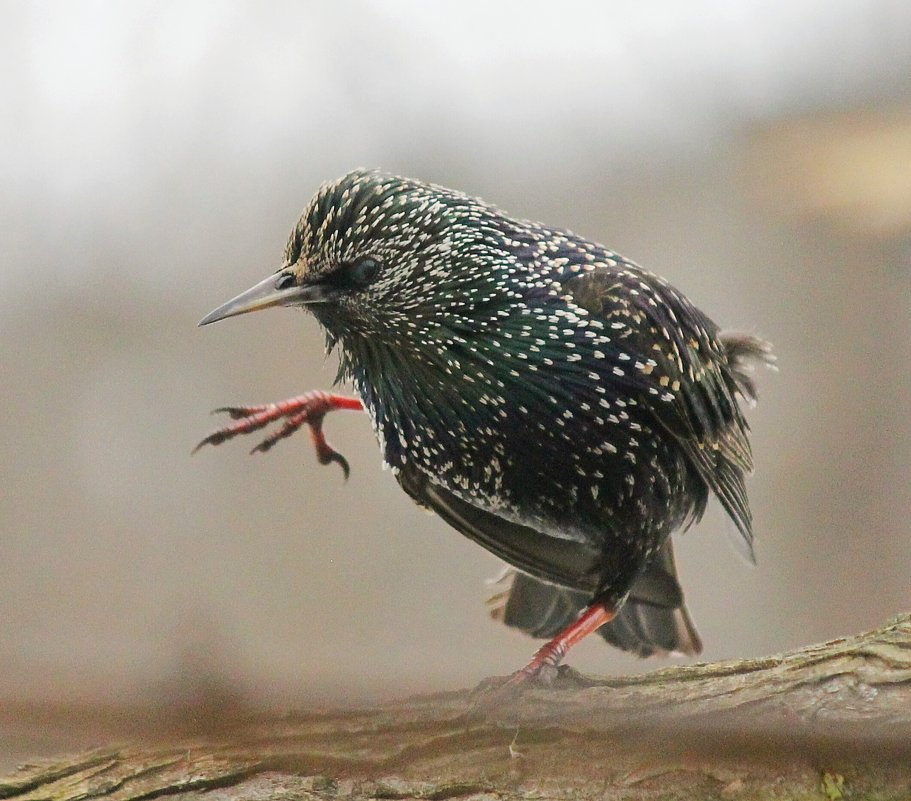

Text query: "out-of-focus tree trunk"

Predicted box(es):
[3, 613, 910, 801]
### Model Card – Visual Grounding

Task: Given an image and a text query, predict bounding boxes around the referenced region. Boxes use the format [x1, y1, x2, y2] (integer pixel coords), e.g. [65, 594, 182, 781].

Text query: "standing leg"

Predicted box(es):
[508, 600, 616, 685]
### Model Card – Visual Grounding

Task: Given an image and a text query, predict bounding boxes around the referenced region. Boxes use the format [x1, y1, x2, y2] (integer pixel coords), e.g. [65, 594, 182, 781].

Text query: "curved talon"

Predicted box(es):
[192, 429, 236, 454]
[319, 449, 351, 481]
[470, 666, 549, 710]
[212, 404, 270, 420]
[312, 435, 351, 480]
[250, 440, 275, 455]
[193, 406, 277, 454]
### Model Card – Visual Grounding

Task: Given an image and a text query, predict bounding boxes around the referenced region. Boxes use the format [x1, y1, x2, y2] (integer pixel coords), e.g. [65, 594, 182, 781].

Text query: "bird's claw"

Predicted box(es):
[193, 391, 361, 479]
[470, 664, 556, 711]
[212, 404, 269, 420]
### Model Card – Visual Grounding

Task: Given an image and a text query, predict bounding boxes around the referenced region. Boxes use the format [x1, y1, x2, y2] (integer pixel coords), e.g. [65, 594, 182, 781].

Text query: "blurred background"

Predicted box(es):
[2, 0, 910, 767]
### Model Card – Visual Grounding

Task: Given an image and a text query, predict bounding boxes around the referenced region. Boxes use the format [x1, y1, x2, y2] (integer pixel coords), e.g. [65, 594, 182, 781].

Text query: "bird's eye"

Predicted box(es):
[275, 272, 296, 290]
[345, 257, 381, 287]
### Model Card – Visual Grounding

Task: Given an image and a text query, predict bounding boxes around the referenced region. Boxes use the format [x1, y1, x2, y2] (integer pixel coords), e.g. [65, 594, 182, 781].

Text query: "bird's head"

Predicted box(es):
[199, 170, 511, 346]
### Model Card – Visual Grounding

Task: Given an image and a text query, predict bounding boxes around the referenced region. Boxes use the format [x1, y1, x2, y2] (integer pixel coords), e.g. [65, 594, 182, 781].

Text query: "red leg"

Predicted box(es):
[193, 391, 363, 478]
[507, 601, 616, 687]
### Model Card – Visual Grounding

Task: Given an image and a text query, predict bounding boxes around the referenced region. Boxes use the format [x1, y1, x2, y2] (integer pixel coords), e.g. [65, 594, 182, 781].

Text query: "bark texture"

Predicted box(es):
[3, 613, 911, 801]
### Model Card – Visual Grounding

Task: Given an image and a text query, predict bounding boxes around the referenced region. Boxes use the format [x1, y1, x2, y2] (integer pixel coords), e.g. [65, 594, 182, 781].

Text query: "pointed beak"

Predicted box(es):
[198, 272, 327, 327]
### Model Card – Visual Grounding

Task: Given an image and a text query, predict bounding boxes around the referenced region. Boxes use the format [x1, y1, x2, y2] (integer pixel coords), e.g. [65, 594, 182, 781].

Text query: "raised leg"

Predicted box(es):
[193, 391, 363, 478]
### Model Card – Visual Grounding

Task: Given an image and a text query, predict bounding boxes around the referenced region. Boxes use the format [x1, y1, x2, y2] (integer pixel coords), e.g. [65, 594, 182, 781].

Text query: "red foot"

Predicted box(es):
[505, 601, 616, 689]
[193, 391, 363, 478]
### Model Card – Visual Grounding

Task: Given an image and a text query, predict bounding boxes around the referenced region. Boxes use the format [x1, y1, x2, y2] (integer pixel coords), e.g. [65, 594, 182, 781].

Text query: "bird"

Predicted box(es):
[195, 169, 772, 683]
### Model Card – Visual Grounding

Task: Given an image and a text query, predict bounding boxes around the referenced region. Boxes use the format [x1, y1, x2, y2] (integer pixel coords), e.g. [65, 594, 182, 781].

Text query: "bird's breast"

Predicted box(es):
[353, 358, 698, 549]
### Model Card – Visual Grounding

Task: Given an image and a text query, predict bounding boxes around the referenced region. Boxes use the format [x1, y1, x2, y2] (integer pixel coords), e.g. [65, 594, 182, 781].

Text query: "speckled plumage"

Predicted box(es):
[203, 169, 771, 660]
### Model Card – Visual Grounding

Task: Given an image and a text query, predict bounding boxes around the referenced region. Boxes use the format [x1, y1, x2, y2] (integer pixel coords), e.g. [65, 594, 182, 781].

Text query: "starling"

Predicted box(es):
[196, 170, 771, 682]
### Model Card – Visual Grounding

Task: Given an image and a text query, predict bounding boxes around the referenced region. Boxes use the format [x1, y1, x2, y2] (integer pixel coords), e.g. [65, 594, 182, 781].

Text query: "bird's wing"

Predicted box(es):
[397, 463, 603, 592]
[561, 262, 764, 561]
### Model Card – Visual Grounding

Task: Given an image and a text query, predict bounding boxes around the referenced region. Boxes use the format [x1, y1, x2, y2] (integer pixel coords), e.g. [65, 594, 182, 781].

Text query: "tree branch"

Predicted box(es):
[3, 613, 911, 801]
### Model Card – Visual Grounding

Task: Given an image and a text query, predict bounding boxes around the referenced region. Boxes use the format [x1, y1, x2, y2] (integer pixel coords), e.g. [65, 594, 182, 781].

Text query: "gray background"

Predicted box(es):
[2, 0, 910, 765]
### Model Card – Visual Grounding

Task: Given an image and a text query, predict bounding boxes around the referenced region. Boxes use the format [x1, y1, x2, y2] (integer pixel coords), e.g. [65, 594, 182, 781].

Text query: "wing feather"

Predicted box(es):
[397, 464, 604, 592]
[563, 262, 769, 561]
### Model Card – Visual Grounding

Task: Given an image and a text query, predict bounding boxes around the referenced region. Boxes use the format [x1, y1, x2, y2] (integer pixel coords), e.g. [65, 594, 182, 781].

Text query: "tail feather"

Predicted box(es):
[488, 539, 702, 658]
[598, 593, 702, 657]
[714, 332, 774, 564]
[721, 333, 775, 406]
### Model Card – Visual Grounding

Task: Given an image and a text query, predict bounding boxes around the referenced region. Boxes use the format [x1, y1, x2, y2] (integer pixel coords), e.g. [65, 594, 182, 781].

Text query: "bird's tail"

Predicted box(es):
[488, 539, 701, 658]
[721, 333, 775, 405]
